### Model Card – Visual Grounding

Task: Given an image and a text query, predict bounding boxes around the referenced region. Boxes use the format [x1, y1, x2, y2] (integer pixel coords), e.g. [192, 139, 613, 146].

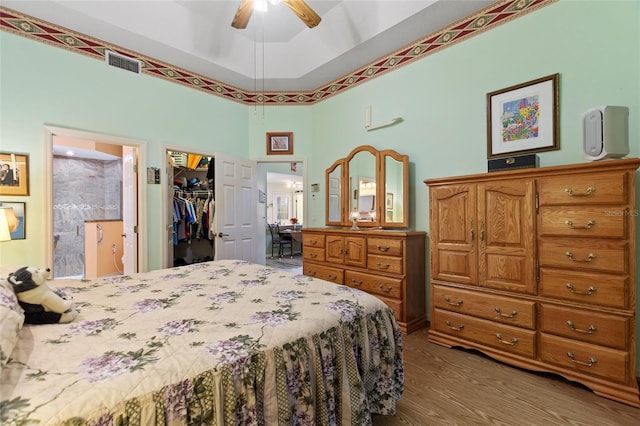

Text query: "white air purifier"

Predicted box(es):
[583, 106, 629, 161]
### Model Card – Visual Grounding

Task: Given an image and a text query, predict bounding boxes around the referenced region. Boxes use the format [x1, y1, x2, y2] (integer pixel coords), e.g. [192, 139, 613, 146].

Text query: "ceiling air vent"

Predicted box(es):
[105, 50, 141, 74]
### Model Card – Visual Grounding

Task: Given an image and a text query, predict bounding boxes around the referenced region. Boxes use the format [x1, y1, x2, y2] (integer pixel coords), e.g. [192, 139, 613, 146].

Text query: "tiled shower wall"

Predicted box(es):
[53, 156, 122, 278]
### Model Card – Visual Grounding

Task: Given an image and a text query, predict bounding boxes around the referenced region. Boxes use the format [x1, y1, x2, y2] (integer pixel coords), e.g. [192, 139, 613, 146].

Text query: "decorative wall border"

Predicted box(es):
[1, 0, 556, 106]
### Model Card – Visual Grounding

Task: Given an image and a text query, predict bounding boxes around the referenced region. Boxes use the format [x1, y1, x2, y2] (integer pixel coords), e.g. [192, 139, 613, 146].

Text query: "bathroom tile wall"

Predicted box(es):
[53, 156, 122, 278]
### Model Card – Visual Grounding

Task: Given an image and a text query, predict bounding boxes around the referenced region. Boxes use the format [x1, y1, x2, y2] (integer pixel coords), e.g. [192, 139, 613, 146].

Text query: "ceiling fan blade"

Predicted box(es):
[283, 0, 321, 28]
[231, 0, 254, 29]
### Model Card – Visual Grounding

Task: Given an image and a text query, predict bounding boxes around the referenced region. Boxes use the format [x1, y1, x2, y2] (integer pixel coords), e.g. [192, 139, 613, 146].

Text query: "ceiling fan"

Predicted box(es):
[231, 0, 321, 29]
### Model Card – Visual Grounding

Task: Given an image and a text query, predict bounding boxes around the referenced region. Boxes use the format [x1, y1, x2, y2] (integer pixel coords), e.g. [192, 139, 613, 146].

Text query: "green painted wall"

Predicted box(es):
[1, 0, 640, 367]
[0, 30, 249, 270]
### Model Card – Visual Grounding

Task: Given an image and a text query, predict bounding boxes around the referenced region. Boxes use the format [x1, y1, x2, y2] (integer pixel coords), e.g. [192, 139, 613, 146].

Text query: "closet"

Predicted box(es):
[169, 151, 215, 266]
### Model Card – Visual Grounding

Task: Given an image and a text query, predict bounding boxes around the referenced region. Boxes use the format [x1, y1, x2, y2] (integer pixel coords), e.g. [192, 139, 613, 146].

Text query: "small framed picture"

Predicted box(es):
[0, 152, 29, 196]
[486, 73, 559, 159]
[266, 132, 293, 155]
[0, 201, 26, 239]
[386, 192, 394, 209]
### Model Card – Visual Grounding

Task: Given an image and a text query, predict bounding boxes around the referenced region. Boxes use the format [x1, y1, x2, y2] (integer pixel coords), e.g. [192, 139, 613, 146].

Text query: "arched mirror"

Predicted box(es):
[325, 159, 343, 226]
[325, 145, 409, 228]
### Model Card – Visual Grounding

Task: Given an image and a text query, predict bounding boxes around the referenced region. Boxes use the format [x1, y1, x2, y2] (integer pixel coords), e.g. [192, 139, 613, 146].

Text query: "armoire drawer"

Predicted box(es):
[539, 238, 628, 273]
[540, 333, 629, 384]
[368, 254, 403, 274]
[367, 238, 403, 257]
[345, 270, 402, 299]
[302, 263, 343, 284]
[432, 285, 535, 329]
[539, 304, 629, 350]
[539, 268, 629, 309]
[538, 172, 627, 206]
[538, 207, 626, 238]
[432, 308, 536, 358]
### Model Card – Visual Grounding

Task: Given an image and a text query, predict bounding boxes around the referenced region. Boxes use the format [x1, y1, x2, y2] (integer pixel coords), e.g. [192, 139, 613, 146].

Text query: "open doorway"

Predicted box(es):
[258, 160, 305, 267]
[45, 126, 145, 278]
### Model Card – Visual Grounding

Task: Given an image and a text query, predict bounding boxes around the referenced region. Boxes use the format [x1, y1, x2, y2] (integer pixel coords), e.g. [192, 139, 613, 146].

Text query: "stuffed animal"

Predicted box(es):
[8, 266, 78, 324]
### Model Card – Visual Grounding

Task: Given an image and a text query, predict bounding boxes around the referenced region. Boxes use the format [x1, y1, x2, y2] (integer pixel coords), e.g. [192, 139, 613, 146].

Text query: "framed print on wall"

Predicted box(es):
[486, 73, 559, 159]
[0, 152, 29, 196]
[0, 201, 26, 239]
[266, 132, 293, 155]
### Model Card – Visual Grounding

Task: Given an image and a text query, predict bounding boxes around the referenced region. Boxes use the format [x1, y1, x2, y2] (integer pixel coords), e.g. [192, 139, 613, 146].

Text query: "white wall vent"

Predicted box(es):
[105, 50, 141, 74]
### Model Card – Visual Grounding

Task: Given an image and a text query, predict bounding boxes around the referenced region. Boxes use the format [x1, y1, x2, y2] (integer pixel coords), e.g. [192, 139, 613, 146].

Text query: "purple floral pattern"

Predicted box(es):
[1, 260, 403, 425]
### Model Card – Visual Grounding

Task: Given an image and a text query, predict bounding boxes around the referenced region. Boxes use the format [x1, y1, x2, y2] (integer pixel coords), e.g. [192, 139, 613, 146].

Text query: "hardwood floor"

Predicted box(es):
[373, 328, 640, 426]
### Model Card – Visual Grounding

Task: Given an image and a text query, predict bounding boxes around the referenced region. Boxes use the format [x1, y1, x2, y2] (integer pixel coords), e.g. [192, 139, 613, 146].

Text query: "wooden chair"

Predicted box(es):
[267, 223, 293, 258]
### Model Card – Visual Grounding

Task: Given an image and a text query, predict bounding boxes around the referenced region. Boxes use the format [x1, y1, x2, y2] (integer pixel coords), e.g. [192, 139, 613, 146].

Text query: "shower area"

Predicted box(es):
[53, 153, 123, 278]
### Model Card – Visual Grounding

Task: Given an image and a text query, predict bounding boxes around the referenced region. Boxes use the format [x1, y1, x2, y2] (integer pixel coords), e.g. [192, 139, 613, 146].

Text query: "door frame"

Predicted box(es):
[45, 126, 148, 274]
[255, 157, 307, 266]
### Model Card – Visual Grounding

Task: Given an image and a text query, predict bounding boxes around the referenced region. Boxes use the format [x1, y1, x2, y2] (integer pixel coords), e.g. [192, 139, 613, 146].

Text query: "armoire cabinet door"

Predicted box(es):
[477, 179, 536, 294]
[430, 184, 478, 285]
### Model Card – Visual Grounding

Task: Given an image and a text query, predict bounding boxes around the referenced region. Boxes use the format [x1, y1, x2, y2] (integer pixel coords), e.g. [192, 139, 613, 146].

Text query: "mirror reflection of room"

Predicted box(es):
[357, 177, 376, 221]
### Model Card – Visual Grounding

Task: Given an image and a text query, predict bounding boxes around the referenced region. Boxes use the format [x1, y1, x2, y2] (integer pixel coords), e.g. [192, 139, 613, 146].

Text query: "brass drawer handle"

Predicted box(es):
[565, 220, 595, 230]
[376, 262, 391, 270]
[376, 245, 390, 252]
[350, 279, 363, 287]
[378, 283, 393, 293]
[444, 296, 463, 307]
[327, 274, 338, 281]
[565, 251, 596, 262]
[308, 271, 317, 276]
[496, 334, 518, 346]
[566, 321, 597, 334]
[445, 320, 464, 331]
[565, 283, 597, 295]
[309, 253, 318, 258]
[309, 239, 318, 245]
[564, 187, 595, 197]
[494, 307, 517, 319]
[567, 352, 597, 367]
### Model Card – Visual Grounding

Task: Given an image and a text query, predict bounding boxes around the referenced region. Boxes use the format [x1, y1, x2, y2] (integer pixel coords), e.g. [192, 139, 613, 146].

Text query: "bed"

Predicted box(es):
[0, 260, 403, 425]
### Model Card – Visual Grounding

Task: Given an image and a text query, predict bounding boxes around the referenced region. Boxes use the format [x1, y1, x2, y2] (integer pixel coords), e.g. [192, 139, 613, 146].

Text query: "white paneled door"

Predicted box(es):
[213, 152, 258, 262]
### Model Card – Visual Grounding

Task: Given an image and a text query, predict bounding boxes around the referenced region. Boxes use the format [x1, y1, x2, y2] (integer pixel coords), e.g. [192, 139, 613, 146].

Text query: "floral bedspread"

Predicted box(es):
[1, 260, 403, 425]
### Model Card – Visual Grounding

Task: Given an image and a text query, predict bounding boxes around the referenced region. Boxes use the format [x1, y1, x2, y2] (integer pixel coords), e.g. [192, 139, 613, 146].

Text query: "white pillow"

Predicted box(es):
[0, 278, 25, 366]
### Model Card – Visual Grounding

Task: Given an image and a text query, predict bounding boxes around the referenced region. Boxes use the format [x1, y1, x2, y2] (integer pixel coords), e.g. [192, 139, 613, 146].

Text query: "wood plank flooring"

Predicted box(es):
[372, 328, 640, 426]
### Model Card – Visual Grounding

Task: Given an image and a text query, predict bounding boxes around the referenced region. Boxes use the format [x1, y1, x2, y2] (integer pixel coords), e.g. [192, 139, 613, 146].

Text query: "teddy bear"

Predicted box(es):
[8, 266, 79, 324]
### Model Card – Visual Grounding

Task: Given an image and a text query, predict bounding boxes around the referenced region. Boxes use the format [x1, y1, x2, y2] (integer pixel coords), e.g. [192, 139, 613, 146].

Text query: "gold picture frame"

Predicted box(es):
[266, 132, 293, 155]
[0, 152, 29, 196]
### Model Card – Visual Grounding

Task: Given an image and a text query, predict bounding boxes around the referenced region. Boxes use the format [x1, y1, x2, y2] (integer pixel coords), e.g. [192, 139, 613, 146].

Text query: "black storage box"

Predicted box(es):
[488, 154, 539, 172]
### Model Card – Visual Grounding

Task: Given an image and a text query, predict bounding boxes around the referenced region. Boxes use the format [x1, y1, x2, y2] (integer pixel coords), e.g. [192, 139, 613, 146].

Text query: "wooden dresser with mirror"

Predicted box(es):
[425, 158, 640, 407]
[303, 145, 427, 334]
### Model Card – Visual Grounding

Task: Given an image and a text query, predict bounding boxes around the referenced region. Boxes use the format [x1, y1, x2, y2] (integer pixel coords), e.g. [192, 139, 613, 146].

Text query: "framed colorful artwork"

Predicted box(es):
[486, 73, 559, 159]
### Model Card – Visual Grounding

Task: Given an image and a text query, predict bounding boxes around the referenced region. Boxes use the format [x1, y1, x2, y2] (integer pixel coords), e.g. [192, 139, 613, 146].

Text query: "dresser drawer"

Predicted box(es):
[368, 254, 403, 274]
[303, 234, 325, 248]
[377, 295, 403, 322]
[303, 247, 325, 262]
[433, 309, 536, 358]
[539, 304, 629, 350]
[540, 333, 629, 383]
[367, 238, 403, 257]
[345, 270, 402, 299]
[303, 263, 343, 284]
[539, 268, 629, 309]
[539, 238, 628, 273]
[539, 207, 626, 238]
[538, 172, 627, 206]
[433, 285, 535, 329]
